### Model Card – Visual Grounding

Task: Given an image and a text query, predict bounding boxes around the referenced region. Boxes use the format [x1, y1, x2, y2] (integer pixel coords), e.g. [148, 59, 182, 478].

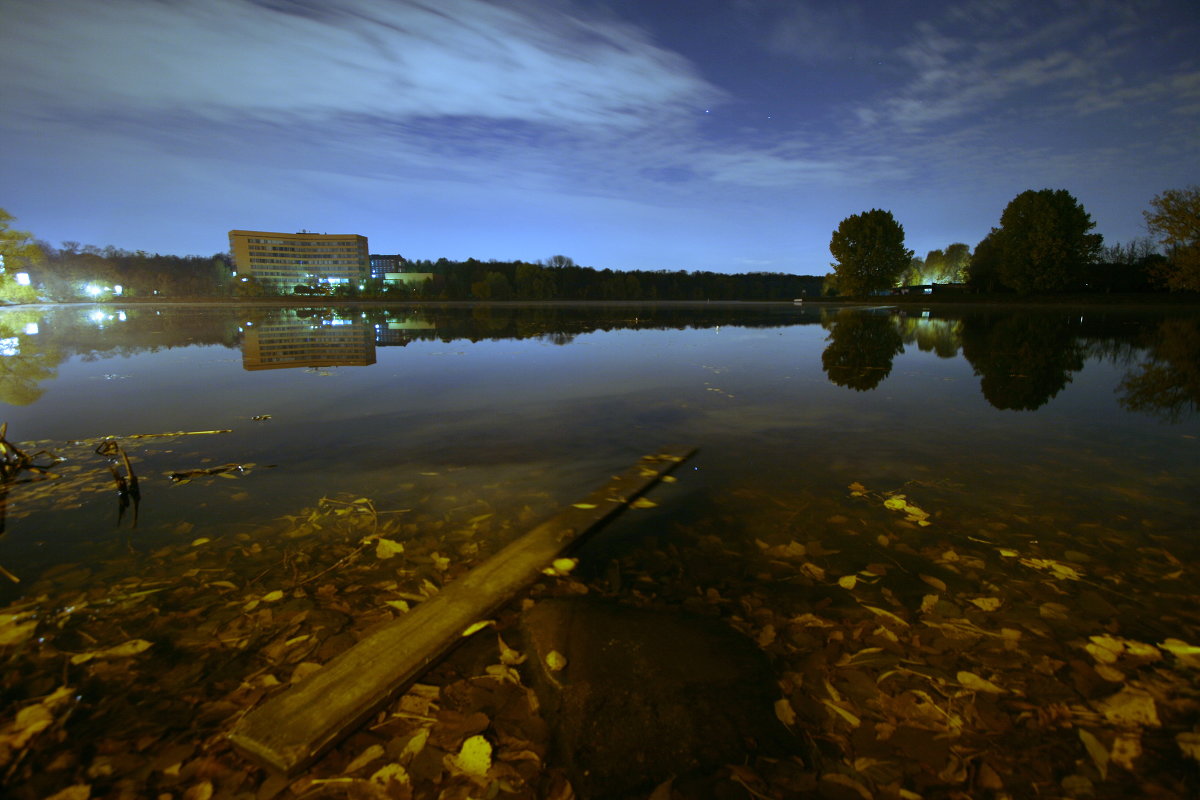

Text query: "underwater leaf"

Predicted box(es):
[1078, 729, 1108, 779]
[1159, 638, 1200, 668]
[498, 634, 527, 666]
[861, 604, 909, 628]
[970, 597, 1001, 612]
[261, 590, 284, 603]
[919, 575, 947, 592]
[1110, 732, 1142, 770]
[385, 600, 410, 613]
[630, 497, 658, 509]
[571, 503, 597, 510]
[883, 496, 907, 511]
[1176, 732, 1200, 761]
[1039, 602, 1071, 621]
[1095, 687, 1160, 727]
[369, 763, 410, 786]
[0, 613, 37, 647]
[346, 744, 384, 773]
[957, 671, 1004, 693]
[545, 650, 567, 671]
[542, 558, 578, 577]
[837, 575, 857, 590]
[460, 620, 494, 638]
[375, 539, 404, 559]
[448, 734, 492, 779]
[774, 698, 796, 727]
[821, 699, 861, 728]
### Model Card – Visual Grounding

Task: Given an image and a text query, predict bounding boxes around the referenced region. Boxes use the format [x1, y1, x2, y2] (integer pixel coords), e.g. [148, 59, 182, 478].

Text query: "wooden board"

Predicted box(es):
[228, 446, 697, 775]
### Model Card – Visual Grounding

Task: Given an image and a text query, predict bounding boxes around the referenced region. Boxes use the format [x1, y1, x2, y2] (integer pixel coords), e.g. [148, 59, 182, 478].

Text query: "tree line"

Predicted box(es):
[827, 186, 1200, 297]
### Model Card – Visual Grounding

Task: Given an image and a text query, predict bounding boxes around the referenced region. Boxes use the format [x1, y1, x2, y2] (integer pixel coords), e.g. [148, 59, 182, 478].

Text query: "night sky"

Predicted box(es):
[3, 0, 1198, 274]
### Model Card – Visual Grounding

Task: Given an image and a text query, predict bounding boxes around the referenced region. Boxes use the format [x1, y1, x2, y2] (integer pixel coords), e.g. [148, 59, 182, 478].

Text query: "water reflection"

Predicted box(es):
[241, 310, 376, 370]
[960, 312, 1086, 410]
[0, 309, 62, 406]
[819, 309, 904, 391]
[1117, 316, 1200, 422]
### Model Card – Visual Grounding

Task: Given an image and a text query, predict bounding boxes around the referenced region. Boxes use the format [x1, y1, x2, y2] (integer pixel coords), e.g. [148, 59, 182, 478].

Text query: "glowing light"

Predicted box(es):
[117, 311, 127, 322]
[15, 272, 31, 286]
[0, 337, 18, 357]
[85, 284, 102, 297]
[89, 310, 107, 324]
[113, 284, 123, 296]
[24, 323, 39, 335]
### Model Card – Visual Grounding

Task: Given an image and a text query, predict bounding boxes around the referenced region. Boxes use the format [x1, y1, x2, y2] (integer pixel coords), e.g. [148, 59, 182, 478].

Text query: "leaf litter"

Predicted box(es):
[0, 460, 1197, 799]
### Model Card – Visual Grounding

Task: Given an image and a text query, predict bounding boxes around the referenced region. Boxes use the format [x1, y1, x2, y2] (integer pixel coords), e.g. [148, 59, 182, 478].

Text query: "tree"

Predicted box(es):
[828, 209, 913, 296]
[942, 243, 971, 282]
[1, 209, 45, 304]
[966, 231, 1005, 293]
[1143, 186, 1200, 291]
[991, 189, 1102, 293]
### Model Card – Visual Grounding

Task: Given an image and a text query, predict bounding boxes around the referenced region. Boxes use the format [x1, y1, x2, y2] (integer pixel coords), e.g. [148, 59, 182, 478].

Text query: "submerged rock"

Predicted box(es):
[520, 597, 794, 798]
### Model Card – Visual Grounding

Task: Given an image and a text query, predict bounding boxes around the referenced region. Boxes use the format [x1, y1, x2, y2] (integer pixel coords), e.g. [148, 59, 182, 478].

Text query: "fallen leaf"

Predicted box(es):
[0, 613, 37, 647]
[774, 698, 796, 727]
[370, 763, 410, 786]
[498, 634, 526, 666]
[957, 671, 1004, 693]
[1159, 638, 1200, 668]
[448, 734, 492, 779]
[1110, 732, 1142, 770]
[545, 650, 567, 671]
[970, 597, 1001, 612]
[1176, 732, 1200, 761]
[1094, 687, 1160, 727]
[375, 539, 404, 559]
[630, 497, 658, 509]
[460, 620, 494, 637]
[571, 503, 597, 510]
[261, 590, 284, 603]
[346, 744, 385, 773]
[919, 574, 947, 592]
[1078, 729, 1108, 779]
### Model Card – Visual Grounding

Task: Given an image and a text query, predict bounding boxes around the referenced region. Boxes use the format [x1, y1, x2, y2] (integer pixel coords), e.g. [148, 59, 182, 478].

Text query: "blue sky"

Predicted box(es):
[2, 0, 1198, 273]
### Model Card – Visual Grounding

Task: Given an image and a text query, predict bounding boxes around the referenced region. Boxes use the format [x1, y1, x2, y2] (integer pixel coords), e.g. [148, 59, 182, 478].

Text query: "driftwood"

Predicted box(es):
[228, 445, 697, 775]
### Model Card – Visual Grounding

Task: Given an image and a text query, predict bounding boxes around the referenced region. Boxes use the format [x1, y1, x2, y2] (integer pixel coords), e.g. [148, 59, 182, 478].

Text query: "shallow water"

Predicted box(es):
[2, 301, 1199, 797]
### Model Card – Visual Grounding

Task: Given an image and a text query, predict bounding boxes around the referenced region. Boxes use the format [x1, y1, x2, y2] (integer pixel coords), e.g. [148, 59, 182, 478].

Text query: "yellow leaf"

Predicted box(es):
[449, 735, 492, 779]
[1095, 687, 1160, 727]
[862, 604, 909, 628]
[191, 538, 210, 546]
[837, 575, 857, 590]
[430, 552, 450, 571]
[1079, 728, 1108, 779]
[957, 671, 1004, 693]
[545, 650, 567, 671]
[1159, 638, 1200, 668]
[375, 538, 404, 559]
[262, 590, 284, 603]
[0, 613, 37, 647]
[997, 548, 1020, 557]
[883, 495, 907, 511]
[460, 620, 494, 638]
[385, 600, 410, 613]
[821, 699, 861, 728]
[848, 481, 866, 493]
[1094, 664, 1125, 682]
[346, 744, 385, 773]
[630, 497, 658, 509]
[1110, 732, 1142, 770]
[369, 763, 410, 786]
[1176, 732, 1200, 761]
[498, 634, 527, 666]
[774, 698, 796, 727]
[970, 597, 1002, 612]
[800, 562, 826, 581]
[660, 475, 677, 483]
[919, 574, 947, 592]
[571, 502, 597, 510]
[542, 557, 578, 577]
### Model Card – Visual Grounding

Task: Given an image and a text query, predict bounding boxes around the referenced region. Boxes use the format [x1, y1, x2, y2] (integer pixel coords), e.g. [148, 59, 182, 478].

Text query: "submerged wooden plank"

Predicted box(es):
[228, 445, 697, 775]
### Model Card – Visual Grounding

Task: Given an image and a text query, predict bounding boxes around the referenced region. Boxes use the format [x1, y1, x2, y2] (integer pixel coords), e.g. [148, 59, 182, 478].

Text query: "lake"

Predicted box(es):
[1, 301, 1198, 798]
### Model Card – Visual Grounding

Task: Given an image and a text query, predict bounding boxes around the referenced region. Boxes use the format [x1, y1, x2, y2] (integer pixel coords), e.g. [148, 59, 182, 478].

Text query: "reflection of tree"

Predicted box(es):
[820, 310, 904, 391]
[1118, 318, 1200, 422]
[0, 312, 63, 406]
[899, 317, 962, 358]
[960, 312, 1084, 410]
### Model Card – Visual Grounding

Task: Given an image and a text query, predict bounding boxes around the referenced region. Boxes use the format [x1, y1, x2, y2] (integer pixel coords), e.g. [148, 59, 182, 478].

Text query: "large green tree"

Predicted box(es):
[0, 209, 44, 303]
[991, 189, 1102, 293]
[1143, 186, 1200, 291]
[828, 209, 913, 296]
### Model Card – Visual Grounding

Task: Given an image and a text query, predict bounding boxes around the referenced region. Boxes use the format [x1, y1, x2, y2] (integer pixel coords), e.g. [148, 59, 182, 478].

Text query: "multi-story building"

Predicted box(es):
[369, 254, 405, 280]
[228, 230, 369, 292]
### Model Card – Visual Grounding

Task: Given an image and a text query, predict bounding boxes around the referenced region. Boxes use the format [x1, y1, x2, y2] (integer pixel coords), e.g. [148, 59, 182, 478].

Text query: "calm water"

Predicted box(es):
[3, 301, 1200, 797]
[2, 302, 1197, 591]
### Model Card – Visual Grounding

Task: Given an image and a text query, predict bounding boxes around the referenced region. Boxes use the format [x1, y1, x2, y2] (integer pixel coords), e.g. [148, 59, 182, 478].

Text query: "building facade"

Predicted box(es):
[229, 230, 369, 292]
[369, 254, 405, 280]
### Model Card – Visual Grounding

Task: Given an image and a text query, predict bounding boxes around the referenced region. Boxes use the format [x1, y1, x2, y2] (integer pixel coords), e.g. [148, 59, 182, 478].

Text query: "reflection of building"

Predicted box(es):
[374, 316, 437, 346]
[229, 230, 369, 292]
[241, 313, 376, 370]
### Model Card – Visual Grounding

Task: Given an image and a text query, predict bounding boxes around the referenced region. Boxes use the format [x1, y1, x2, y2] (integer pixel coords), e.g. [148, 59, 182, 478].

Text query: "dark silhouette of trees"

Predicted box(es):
[988, 189, 1103, 293]
[960, 312, 1085, 410]
[820, 310, 904, 390]
[1143, 186, 1200, 291]
[828, 209, 913, 296]
[1117, 317, 1200, 421]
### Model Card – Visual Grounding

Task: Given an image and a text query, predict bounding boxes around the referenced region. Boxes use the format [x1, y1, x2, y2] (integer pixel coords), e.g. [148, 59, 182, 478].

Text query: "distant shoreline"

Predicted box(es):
[5, 293, 1199, 311]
